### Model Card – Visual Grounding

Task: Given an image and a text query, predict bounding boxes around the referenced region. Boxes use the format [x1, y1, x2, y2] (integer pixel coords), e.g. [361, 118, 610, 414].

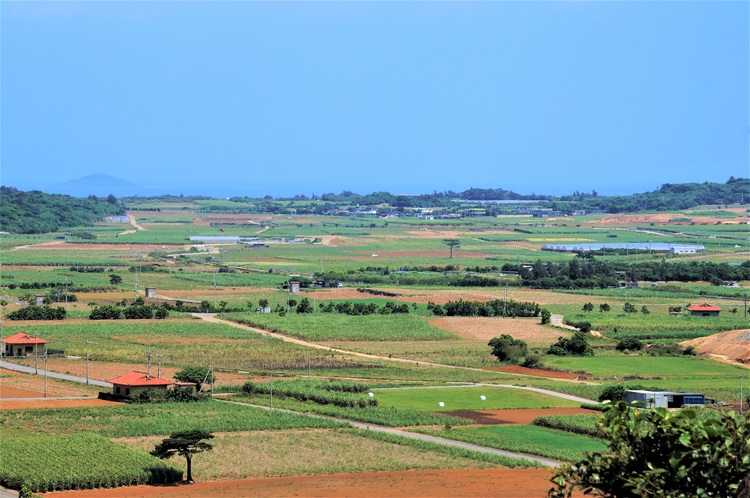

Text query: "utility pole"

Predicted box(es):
[43, 351, 49, 398]
[269, 373, 273, 410]
[85, 337, 90, 384]
[157, 355, 163, 379]
[146, 345, 153, 376]
[741, 376, 744, 415]
[34, 334, 39, 375]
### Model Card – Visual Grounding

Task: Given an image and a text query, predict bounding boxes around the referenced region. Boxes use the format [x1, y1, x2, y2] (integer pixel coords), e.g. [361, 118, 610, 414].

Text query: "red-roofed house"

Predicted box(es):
[686, 302, 723, 317]
[2, 332, 49, 357]
[107, 371, 173, 397]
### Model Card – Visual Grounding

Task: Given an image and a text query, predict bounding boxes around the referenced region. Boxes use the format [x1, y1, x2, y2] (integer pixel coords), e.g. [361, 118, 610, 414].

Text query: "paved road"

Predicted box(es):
[219, 399, 561, 468]
[0, 360, 112, 388]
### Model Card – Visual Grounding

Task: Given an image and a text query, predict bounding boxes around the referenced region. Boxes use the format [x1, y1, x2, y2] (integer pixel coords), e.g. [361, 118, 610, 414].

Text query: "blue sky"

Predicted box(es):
[2, 1, 748, 198]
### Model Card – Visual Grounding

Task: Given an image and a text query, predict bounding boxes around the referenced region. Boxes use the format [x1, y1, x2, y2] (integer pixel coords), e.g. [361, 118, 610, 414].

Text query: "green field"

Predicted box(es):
[373, 386, 580, 411]
[227, 312, 458, 342]
[418, 424, 608, 461]
[0, 400, 344, 438]
[0, 433, 181, 493]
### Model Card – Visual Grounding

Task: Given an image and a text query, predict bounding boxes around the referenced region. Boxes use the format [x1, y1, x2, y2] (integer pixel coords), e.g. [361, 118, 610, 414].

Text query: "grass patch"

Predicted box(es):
[373, 386, 580, 411]
[227, 312, 457, 341]
[540, 355, 747, 380]
[119, 428, 503, 480]
[231, 394, 472, 427]
[532, 413, 602, 437]
[418, 425, 607, 462]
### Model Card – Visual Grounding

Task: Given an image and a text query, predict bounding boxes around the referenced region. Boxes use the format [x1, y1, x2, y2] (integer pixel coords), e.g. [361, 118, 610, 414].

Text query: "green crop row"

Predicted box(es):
[0, 433, 182, 492]
[532, 414, 603, 438]
[228, 312, 457, 342]
[0, 400, 344, 438]
[231, 395, 473, 428]
[242, 379, 376, 408]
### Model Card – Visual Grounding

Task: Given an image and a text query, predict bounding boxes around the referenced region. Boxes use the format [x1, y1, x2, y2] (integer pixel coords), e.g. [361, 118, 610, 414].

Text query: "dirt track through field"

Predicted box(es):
[192, 314, 591, 389]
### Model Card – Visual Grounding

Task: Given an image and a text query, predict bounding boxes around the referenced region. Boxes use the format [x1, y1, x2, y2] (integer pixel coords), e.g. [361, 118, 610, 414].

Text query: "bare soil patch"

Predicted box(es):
[1, 368, 99, 398]
[592, 213, 749, 226]
[0, 398, 118, 410]
[429, 317, 565, 345]
[446, 407, 598, 425]
[354, 250, 496, 260]
[683, 329, 750, 361]
[486, 365, 581, 380]
[43, 468, 555, 498]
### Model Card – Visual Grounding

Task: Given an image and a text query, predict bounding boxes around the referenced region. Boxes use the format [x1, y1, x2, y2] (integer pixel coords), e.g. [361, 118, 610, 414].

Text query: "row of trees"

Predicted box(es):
[513, 259, 750, 288]
[427, 299, 541, 318]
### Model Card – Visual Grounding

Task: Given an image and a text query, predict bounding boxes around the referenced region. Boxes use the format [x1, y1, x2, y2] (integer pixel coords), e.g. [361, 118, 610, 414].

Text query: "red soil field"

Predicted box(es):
[44, 468, 556, 498]
[487, 365, 582, 380]
[0, 398, 118, 410]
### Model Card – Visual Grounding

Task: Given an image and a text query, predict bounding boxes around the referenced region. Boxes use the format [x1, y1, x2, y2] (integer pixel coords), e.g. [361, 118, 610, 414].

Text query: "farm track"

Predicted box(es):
[193, 313, 601, 391]
[218, 399, 562, 467]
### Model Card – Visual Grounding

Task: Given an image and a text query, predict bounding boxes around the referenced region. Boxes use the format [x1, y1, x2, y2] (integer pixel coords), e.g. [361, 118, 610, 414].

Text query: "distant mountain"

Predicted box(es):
[48, 174, 144, 198]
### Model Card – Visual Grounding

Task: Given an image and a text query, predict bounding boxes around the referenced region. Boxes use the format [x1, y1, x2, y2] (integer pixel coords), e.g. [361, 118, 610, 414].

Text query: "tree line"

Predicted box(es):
[0, 187, 123, 234]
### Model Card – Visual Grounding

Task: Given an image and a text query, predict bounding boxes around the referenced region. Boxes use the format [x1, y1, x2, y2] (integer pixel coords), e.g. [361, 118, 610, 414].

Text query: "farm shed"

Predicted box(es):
[145, 287, 156, 298]
[2, 332, 49, 357]
[686, 302, 722, 317]
[289, 279, 301, 293]
[107, 371, 173, 398]
[625, 390, 705, 408]
[35, 294, 45, 306]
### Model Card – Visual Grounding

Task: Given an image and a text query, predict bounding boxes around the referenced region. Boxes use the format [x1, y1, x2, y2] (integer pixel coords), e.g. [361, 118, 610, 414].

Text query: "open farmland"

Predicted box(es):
[1, 201, 749, 496]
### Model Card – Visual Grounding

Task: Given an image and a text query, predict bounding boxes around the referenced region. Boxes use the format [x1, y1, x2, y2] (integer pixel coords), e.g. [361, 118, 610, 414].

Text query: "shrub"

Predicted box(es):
[89, 305, 122, 320]
[547, 332, 594, 356]
[615, 337, 643, 352]
[488, 335, 528, 363]
[7, 306, 66, 321]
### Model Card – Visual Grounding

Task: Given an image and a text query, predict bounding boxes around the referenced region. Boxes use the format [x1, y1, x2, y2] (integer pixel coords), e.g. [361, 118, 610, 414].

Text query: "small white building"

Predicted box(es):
[145, 287, 156, 298]
[624, 390, 705, 408]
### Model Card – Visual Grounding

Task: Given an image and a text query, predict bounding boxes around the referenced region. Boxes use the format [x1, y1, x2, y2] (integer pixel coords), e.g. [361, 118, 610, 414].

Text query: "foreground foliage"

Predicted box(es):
[0, 433, 181, 492]
[549, 402, 750, 497]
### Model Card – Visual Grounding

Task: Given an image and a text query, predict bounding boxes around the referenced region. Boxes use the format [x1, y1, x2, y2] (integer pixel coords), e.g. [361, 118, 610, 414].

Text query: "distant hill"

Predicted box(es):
[0, 187, 124, 234]
[48, 174, 144, 198]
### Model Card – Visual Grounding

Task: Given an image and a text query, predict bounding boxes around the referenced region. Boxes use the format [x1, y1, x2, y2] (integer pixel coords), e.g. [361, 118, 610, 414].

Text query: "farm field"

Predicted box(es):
[1, 203, 749, 496]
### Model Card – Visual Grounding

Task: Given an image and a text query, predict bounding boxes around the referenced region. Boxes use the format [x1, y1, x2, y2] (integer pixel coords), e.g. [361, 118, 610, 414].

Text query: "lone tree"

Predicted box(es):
[151, 430, 214, 484]
[442, 239, 461, 259]
[174, 366, 216, 392]
[109, 274, 122, 285]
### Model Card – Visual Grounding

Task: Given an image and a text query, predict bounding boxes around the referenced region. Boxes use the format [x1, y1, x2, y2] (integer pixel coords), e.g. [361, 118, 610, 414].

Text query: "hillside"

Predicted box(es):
[0, 187, 124, 234]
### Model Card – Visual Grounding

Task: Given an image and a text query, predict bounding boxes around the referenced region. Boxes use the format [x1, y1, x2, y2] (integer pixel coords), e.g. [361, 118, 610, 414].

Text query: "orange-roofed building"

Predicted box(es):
[686, 302, 723, 317]
[2, 332, 49, 357]
[107, 371, 173, 397]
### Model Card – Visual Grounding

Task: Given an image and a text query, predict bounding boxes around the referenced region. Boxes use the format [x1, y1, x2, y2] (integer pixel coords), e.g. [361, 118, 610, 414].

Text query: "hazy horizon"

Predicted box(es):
[2, 2, 748, 198]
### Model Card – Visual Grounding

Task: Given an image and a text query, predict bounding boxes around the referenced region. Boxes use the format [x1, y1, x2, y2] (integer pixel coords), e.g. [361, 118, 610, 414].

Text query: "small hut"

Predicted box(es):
[2, 332, 49, 357]
[107, 371, 173, 398]
[686, 302, 722, 317]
